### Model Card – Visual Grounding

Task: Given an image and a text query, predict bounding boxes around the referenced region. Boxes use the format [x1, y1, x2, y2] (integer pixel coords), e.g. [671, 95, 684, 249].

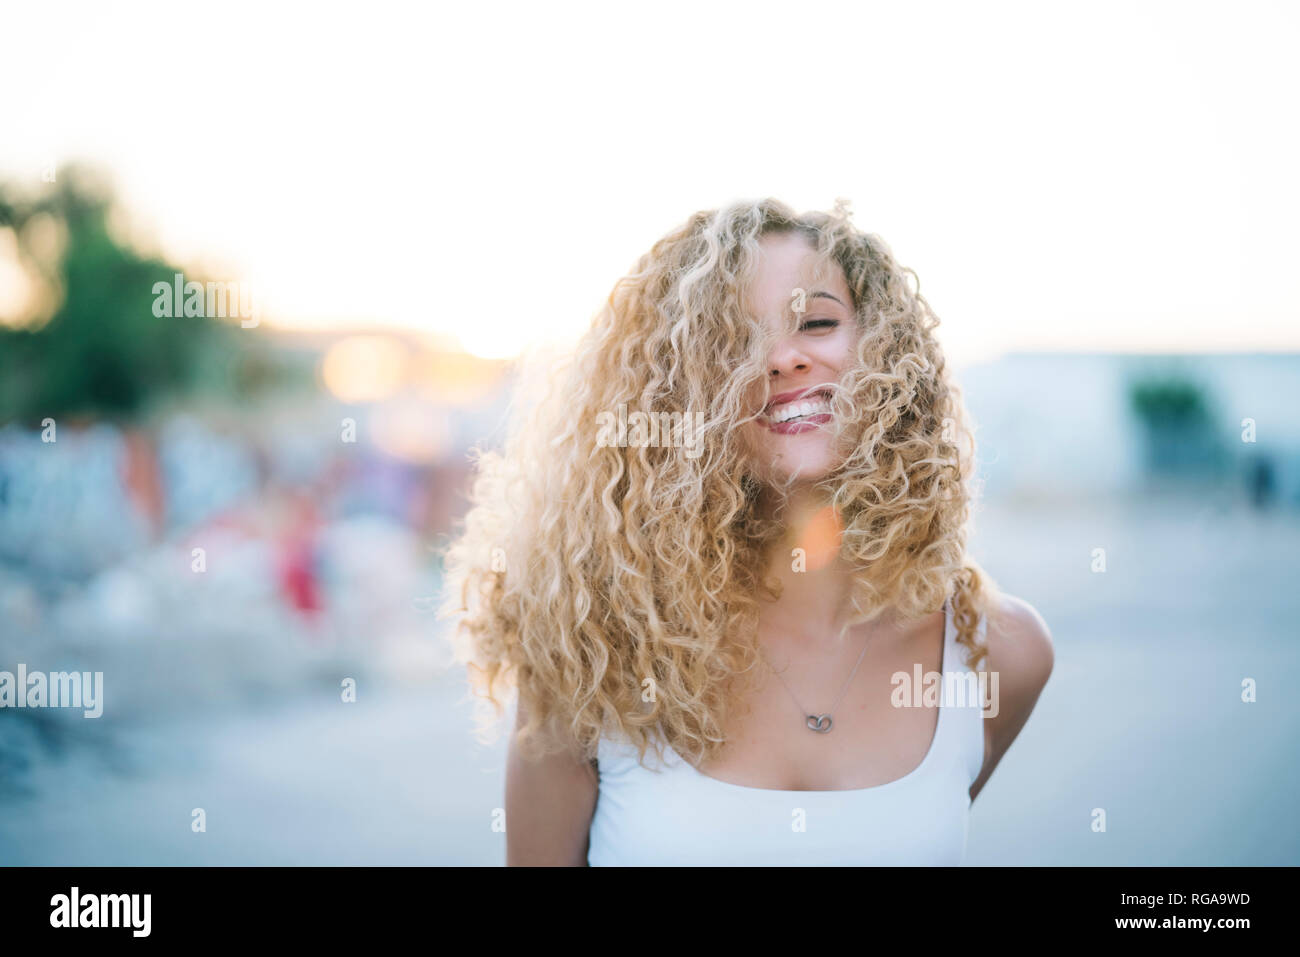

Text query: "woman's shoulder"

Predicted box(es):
[982, 592, 1054, 701]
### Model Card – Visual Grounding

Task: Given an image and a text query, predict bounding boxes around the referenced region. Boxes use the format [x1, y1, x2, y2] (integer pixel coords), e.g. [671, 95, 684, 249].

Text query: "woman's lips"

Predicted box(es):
[763, 386, 831, 415]
[766, 413, 832, 434]
[762, 386, 833, 433]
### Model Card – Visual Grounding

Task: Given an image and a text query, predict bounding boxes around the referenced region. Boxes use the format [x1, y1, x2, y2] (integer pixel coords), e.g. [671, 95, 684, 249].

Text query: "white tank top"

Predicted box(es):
[587, 599, 987, 865]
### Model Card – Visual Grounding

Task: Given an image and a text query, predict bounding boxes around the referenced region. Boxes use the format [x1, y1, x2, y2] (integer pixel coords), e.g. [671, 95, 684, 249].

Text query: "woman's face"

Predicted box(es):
[743, 231, 858, 485]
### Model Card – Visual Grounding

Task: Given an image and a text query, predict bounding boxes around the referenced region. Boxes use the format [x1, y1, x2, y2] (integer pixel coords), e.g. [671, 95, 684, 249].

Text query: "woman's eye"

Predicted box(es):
[800, 319, 840, 331]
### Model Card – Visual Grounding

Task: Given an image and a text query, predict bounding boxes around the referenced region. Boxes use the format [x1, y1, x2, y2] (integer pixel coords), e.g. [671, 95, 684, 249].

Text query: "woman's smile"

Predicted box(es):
[760, 386, 834, 433]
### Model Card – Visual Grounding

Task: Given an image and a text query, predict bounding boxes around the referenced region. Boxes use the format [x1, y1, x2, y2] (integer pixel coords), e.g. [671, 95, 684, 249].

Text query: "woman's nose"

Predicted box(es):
[768, 338, 812, 377]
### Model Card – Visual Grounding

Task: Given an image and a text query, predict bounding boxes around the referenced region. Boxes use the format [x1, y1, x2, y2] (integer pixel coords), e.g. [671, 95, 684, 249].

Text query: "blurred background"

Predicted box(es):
[1, 0, 1297, 865]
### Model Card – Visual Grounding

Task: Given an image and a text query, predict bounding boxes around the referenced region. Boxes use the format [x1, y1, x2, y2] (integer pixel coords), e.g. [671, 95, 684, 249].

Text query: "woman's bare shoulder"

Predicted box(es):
[967, 592, 1054, 801]
[983, 592, 1054, 701]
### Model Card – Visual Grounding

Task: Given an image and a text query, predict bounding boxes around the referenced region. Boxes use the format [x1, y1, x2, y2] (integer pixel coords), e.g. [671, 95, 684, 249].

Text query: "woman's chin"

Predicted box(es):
[758, 454, 839, 488]
[741, 425, 843, 486]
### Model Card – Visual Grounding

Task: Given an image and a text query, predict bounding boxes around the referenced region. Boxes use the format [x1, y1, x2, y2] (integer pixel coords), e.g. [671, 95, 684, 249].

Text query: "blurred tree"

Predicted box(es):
[1127, 373, 1224, 477]
[1128, 377, 1210, 426]
[0, 164, 242, 424]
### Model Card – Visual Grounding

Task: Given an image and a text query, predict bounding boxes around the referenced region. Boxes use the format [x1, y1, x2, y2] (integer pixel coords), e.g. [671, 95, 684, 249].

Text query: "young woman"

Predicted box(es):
[441, 198, 1053, 866]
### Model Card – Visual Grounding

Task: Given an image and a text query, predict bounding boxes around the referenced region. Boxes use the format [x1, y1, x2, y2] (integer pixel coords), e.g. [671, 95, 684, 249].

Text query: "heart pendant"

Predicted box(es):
[806, 714, 833, 733]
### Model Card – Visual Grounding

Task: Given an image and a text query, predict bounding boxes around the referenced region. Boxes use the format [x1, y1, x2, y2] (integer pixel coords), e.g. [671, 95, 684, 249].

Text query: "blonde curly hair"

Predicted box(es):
[438, 197, 1000, 769]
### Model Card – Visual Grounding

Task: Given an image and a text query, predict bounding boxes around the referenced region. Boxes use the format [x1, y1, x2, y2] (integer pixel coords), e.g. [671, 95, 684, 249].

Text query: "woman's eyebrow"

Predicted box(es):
[809, 290, 848, 308]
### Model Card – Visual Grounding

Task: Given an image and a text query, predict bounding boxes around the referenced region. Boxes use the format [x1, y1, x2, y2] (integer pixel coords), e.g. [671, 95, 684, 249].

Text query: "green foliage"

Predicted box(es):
[0, 165, 238, 425]
[1126, 375, 1210, 427]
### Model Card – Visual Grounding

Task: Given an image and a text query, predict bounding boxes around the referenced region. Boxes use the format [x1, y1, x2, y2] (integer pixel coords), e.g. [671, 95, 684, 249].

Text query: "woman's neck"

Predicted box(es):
[756, 486, 890, 645]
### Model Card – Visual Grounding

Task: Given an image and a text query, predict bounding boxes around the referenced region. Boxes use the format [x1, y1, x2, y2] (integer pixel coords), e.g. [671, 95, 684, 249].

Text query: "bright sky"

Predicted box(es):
[2, 0, 1297, 363]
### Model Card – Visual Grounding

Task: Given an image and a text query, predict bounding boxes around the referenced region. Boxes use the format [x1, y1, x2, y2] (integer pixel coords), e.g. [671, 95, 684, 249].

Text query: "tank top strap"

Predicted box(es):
[939, 596, 989, 789]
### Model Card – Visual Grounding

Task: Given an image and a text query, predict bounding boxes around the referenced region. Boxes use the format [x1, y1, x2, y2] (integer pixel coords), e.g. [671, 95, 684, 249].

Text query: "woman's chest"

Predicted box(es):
[699, 644, 945, 790]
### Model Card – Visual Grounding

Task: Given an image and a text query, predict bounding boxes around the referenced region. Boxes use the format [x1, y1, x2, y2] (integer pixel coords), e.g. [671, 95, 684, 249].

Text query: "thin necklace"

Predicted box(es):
[759, 632, 871, 734]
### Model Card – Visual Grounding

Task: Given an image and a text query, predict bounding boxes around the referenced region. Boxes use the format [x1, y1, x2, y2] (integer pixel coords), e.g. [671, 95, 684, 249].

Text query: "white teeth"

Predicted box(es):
[769, 394, 830, 423]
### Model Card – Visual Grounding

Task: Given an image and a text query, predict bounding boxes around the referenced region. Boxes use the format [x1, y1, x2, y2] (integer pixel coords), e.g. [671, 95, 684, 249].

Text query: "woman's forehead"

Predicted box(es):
[746, 233, 851, 311]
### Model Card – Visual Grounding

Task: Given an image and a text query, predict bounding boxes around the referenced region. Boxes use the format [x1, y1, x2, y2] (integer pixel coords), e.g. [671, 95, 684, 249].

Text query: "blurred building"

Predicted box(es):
[959, 352, 1300, 504]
